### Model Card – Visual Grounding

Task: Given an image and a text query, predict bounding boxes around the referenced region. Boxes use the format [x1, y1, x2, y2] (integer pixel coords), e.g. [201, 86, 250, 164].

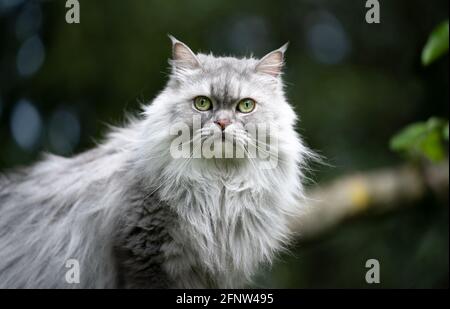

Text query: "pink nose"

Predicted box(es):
[214, 119, 231, 131]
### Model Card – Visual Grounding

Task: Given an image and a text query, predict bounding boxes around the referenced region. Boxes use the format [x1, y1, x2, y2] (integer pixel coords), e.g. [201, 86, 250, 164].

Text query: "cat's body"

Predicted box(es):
[0, 38, 311, 288]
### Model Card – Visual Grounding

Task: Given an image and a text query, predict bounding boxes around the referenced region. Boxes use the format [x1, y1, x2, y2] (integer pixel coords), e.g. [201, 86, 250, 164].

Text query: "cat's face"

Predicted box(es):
[162, 36, 296, 163]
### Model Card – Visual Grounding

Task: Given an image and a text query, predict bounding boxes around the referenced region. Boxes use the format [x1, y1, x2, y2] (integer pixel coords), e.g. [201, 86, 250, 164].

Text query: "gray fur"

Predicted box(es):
[0, 38, 312, 288]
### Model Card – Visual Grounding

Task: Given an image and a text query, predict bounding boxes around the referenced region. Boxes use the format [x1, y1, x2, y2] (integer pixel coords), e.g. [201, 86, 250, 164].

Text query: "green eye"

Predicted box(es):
[237, 98, 256, 113]
[193, 96, 212, 111]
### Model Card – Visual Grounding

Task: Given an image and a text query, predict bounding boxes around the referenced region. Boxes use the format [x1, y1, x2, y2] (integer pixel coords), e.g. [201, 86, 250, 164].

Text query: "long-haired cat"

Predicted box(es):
[0, 36, 313, 288]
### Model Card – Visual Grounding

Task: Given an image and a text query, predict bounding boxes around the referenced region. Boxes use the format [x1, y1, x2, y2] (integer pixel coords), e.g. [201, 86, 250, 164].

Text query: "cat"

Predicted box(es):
[0, 36, 314, 288]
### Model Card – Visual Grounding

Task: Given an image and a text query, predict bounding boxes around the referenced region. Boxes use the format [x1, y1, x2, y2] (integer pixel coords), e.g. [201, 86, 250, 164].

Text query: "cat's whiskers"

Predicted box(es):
[232, 131, 279, 159]
[234, 132, 280, 157]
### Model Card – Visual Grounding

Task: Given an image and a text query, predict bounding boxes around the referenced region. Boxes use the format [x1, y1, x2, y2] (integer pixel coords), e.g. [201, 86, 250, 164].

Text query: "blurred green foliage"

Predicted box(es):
[422, 21, 449, 66]
[391, 20, 449, 163]
[390, 117, 448, 162]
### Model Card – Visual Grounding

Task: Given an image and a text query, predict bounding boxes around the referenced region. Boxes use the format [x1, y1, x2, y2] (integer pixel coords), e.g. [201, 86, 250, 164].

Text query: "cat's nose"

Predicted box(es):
[214, 119, 231, 131]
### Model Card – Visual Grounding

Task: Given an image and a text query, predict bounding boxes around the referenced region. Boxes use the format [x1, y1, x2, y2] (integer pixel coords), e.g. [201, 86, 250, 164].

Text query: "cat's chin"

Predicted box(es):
[197, 157, 249, 171]
[196, 136, 244, 159]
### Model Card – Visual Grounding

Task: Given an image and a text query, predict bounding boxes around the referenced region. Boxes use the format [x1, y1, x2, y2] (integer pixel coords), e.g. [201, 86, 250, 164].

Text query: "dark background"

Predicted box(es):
[0, 0, 448, 288]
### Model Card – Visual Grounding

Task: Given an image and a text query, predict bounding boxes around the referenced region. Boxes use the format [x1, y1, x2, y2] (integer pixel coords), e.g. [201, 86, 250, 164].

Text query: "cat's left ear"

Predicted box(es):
[168, 35, 201, 70]
[256, 43, 289, 77]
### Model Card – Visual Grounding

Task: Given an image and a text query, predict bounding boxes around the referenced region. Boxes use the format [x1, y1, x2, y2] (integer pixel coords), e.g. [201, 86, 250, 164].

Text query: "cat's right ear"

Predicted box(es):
[256, 43, 289, 77]
[168, 35, 201, 70]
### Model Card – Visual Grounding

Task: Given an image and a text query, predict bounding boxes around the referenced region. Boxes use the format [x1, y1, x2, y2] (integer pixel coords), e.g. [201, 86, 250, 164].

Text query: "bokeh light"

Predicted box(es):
[226, 15, 272, 54]
[10, 99, 42, 151]
[16, 35, 45, 77]
[15, 1, 42, 40]
[0, 0, 24, 14]
[305, 11, 351, 64]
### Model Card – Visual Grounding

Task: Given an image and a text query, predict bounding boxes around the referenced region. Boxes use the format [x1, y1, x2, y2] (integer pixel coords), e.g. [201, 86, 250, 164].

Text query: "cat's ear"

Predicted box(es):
[256, 42, 289, 77]
[168, 35, 200, 70]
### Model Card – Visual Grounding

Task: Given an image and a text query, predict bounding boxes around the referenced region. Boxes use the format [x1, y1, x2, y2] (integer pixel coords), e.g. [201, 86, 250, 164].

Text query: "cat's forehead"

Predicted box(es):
[196, 54, 258, 75]
[189, 54, 261, 103]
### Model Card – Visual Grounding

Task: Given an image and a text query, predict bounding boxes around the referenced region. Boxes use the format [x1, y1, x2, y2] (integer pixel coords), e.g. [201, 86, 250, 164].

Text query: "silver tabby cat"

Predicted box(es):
[0, 37, 313, 288]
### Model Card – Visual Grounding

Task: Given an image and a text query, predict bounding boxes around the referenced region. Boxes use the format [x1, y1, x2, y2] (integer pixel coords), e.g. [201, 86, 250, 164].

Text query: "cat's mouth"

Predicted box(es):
[218, 131, 239, 145]
[211, 133, 236, 147]
[204, 128, 235, 143]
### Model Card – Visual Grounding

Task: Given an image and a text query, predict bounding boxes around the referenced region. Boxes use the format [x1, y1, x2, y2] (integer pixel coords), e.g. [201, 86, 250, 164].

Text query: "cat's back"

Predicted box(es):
[0, 148, 110, 213]
[0, 147, 125, 288]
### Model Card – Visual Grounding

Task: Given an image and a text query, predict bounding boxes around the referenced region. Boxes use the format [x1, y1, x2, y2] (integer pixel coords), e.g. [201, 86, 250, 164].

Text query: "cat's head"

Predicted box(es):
[148, 36, 301, 169]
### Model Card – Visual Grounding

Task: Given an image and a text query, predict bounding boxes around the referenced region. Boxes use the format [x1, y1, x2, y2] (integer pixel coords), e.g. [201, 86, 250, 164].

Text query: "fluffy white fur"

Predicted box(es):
[0, 37, 312, 288]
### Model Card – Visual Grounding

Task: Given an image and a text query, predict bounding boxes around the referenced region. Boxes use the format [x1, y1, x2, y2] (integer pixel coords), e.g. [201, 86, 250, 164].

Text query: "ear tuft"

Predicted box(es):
[256, 42, 289, 77]
[168, 35, 200, 69]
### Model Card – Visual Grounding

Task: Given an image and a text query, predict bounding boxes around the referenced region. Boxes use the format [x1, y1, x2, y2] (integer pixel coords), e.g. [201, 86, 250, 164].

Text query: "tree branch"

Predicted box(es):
[292, 161, 449, 239]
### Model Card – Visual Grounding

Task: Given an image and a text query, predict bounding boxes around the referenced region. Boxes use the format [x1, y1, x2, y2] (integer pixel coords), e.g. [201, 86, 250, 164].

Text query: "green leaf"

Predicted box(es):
[420, 129, 445, 162]
[390, 118, 447, 162]
[390, 122, 428, 152]
[422, 21, 449, 66]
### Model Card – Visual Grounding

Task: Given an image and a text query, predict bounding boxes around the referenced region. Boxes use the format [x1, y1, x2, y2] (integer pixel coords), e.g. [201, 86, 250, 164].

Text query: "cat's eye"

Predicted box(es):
[193, 96, 212, 111]
[237, 98, 256, 113]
